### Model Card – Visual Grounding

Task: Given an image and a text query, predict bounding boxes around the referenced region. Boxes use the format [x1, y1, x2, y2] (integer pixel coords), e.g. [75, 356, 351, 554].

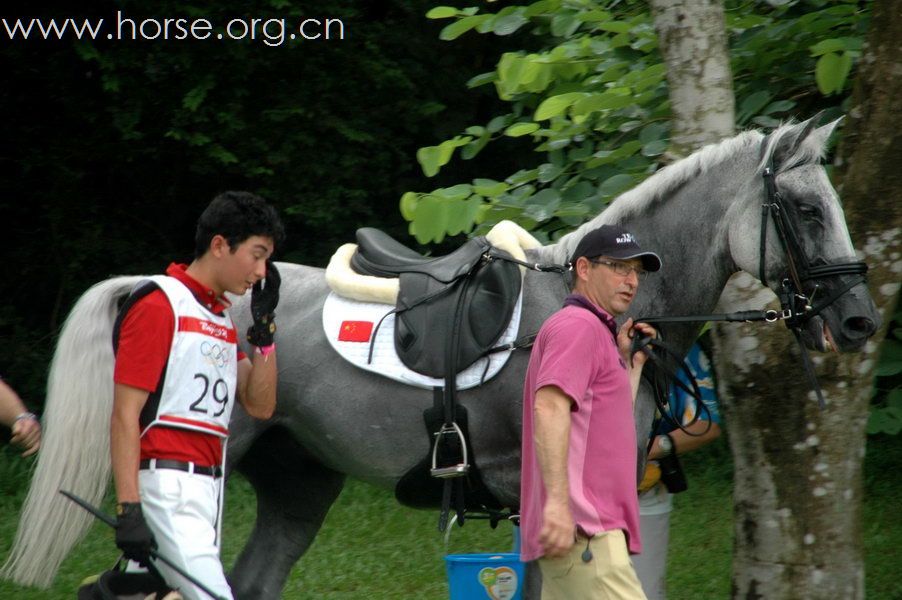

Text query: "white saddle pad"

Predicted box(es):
[322, 291, 523, 390]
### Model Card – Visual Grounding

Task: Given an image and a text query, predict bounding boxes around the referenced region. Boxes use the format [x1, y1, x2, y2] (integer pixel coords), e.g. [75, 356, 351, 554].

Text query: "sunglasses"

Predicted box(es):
[588, 259, 649, 279]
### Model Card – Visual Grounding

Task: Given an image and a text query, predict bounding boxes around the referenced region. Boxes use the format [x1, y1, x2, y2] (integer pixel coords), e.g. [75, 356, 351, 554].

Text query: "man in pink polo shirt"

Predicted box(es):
[520, 224, 661, 599]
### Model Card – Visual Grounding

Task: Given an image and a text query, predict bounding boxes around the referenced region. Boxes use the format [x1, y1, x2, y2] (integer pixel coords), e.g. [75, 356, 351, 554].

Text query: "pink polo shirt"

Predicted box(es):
[519, 296, 640, 561]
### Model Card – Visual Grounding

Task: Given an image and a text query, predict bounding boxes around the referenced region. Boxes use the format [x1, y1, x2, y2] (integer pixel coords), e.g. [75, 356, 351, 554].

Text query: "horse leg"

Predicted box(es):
[228, 426, 345, 599]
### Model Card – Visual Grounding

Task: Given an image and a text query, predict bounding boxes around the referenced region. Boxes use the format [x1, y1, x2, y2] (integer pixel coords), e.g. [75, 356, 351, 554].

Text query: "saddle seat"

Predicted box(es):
[351, 227, 489, 283]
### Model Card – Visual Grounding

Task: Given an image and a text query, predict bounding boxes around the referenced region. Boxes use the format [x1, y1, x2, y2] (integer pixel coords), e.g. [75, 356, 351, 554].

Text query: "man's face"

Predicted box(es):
[577, 255, 643, 316]
[217, 235, 274, 295]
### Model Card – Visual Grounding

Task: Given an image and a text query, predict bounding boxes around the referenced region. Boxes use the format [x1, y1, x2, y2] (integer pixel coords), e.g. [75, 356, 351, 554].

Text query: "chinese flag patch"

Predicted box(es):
[338, 320, 374, 342]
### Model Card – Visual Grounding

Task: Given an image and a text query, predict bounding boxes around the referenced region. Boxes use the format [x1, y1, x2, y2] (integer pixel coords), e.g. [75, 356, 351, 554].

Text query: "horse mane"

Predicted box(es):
[545, 119, 829, 264]
[756, 118, 831, 173]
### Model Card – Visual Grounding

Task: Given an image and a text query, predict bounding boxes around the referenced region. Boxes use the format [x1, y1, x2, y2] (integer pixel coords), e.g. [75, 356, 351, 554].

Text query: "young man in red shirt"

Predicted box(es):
[111, 191, 284, 600]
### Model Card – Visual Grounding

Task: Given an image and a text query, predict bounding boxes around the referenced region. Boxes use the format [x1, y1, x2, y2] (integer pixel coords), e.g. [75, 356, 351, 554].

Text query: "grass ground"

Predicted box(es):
[0, 433, 898, 599]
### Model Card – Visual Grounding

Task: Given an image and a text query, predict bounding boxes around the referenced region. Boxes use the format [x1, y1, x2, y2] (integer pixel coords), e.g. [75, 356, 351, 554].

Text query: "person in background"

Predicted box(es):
[633, 341, 722, 600]
[0, 377, 41, 457]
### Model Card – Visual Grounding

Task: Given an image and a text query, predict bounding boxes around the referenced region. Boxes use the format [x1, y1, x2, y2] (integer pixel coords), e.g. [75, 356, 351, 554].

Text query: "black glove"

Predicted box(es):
[115, 502, 157, 566]
[247, 260, 281, 347]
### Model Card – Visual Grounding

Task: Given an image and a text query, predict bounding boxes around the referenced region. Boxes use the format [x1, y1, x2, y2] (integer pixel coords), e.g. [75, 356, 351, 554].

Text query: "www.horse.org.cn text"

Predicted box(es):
[2, 12, 347, 47]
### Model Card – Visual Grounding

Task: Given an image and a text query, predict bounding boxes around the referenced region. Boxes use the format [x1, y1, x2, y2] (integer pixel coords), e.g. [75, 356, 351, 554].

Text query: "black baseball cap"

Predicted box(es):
[569, 224, 662, 272]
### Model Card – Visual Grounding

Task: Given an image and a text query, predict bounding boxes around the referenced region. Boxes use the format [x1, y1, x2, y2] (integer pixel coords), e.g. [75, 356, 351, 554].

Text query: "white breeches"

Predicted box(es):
[133, 468, 233, 600]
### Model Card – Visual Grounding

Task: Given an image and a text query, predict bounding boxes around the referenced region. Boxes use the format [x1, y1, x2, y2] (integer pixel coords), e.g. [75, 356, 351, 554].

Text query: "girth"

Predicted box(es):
[394, 387, 504, 520]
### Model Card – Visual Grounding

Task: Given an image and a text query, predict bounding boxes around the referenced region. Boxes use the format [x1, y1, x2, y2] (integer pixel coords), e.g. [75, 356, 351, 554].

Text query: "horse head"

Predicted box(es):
[729, 117, 880, 352]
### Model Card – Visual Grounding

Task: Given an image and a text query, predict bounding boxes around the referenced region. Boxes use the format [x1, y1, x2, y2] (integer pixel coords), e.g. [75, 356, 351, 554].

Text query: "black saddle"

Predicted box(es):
[350, 227, 521, 378]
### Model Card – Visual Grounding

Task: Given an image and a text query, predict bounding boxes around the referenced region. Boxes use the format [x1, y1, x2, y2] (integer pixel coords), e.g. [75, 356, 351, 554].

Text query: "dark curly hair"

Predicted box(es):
[194, 191, 285, 258]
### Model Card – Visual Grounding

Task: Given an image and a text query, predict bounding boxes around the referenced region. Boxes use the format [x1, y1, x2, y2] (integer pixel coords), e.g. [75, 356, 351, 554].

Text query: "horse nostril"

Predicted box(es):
[842, 316, 876, 338]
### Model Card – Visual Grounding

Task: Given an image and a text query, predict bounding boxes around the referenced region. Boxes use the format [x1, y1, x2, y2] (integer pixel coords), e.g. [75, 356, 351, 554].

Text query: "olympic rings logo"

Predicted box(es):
[200, 341, 228, 368]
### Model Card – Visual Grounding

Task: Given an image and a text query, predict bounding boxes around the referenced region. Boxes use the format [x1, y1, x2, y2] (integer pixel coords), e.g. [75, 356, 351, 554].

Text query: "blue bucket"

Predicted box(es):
[445, 553, 524, 600]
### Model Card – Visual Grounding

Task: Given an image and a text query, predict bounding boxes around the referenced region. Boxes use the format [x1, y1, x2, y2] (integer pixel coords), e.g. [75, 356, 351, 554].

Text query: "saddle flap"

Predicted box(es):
[394, 250, 522, 378]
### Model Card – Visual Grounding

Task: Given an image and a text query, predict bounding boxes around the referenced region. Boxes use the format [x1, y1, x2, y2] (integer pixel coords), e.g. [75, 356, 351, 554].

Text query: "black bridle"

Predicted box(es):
[759, 161, 868, 329]
[635, 153, 869, 425]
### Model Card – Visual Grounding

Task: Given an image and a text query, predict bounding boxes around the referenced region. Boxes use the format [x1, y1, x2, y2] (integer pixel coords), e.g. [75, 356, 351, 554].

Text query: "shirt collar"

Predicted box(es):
[562, 293, 618, 338]
[165, 263, 232, 315]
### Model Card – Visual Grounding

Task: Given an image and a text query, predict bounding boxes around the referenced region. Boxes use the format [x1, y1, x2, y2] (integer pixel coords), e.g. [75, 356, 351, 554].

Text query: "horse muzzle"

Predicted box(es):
[801, 281, 880, 352]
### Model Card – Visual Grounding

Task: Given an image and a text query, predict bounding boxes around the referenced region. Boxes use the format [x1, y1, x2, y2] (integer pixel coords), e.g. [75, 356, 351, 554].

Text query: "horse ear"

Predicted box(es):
[771, 112, 828, 171]
[807, 116, 843, 152]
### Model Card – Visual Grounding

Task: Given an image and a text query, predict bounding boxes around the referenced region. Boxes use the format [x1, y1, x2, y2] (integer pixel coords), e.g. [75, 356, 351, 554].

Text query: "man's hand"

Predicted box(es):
[115, 502, 157, 566]
[247, 260, 281, 347]
[539, 500, 576, 558]
[617, 318, 658, 368]
[10, 413, 40, 457]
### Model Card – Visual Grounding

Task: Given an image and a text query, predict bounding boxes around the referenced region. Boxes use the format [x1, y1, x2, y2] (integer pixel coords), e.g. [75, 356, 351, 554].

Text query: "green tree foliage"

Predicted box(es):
[0, 0, 527, 405]
[408, 0, 902, 428]
[403, 0, 869, 245]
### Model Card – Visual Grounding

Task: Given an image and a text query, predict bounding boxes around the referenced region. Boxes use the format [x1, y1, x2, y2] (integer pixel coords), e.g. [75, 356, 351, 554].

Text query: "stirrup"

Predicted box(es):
[430, 422, 470, 479]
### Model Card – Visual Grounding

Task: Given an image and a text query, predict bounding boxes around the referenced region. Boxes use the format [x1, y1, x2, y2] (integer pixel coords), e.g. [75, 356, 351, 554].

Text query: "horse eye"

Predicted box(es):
[798, 204, 821, 220]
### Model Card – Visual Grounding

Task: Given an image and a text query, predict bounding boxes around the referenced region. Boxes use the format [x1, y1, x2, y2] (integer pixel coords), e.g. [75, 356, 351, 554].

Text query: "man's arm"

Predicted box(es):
[236, 352, 277, 419]
[0, 379, 40, 456]
[111, 383, 149, 502]
[110, 382, 157, 563]
[648, 420, 722, 460]
[534, 384, 575, 558]
[237, 259, 279, 420]
[111, 289, 172, 490]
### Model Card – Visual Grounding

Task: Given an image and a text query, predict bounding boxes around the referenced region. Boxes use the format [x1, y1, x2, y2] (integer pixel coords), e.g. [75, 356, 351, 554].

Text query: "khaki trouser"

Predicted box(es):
[538, 529, 647, 600]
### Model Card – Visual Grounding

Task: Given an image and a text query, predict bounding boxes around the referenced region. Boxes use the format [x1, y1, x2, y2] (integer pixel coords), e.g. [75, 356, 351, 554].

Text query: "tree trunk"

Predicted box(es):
[712, 272, 874, 599]
[712, 0, 902, 596]
[649, 0, 734, 157]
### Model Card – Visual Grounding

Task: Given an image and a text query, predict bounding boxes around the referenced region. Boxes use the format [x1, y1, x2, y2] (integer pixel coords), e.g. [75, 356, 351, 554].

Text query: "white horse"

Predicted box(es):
[2, 118, 879, 598]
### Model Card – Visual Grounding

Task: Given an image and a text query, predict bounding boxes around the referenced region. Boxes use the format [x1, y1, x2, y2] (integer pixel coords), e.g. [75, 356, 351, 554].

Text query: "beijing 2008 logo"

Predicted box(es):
[478, 565, 518, 600]
[199, 320, 229, 340]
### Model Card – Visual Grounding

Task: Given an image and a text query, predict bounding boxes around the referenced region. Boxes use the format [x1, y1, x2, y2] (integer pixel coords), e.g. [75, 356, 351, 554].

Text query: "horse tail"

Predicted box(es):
[0, 275, 143, 587]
